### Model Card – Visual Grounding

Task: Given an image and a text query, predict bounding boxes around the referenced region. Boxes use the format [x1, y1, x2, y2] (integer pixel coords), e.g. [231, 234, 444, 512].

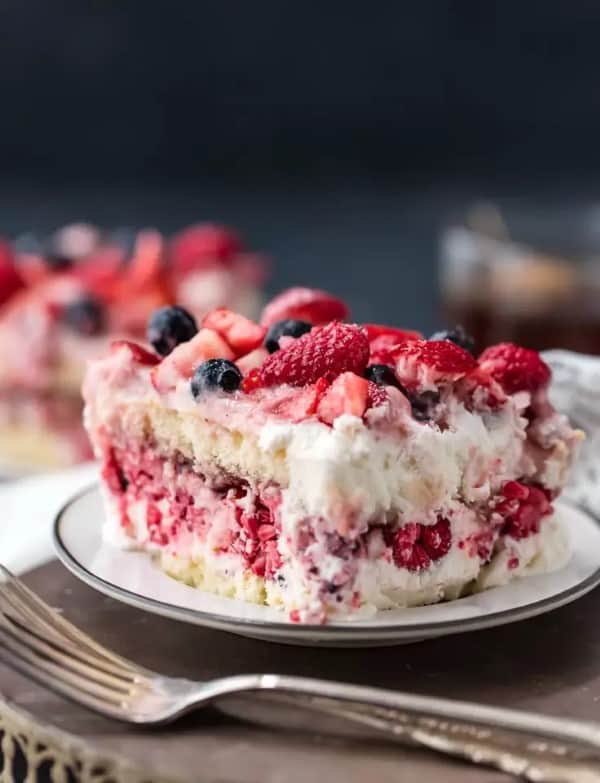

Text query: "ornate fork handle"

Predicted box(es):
[214, 675, 600, 782]
[278, 695, 600, 782]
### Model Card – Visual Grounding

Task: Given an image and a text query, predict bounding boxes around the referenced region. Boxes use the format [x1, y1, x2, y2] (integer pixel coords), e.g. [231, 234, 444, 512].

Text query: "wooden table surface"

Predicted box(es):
[2, 559, 600, 782]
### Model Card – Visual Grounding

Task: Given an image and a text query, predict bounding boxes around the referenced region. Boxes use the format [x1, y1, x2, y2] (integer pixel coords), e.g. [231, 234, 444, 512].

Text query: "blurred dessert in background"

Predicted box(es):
[0, 222, 267, 471]
[440, 202, 600, 355]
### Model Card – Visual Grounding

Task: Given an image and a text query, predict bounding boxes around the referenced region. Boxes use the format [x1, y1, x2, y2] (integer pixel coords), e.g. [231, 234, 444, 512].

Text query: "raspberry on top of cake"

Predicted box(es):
[83, 286, 583, 624]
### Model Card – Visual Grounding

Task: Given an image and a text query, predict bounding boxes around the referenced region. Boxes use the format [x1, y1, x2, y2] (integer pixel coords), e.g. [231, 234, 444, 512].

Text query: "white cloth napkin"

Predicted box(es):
[0, 351, 598, 579]
[0, 462, 98, 575]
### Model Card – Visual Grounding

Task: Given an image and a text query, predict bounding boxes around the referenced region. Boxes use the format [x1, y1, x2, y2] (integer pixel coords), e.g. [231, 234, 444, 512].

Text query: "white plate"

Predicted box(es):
[54, 486, 600, 647]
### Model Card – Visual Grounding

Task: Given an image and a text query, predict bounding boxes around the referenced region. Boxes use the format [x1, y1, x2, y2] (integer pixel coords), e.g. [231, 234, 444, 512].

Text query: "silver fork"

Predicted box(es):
[1, 565, 600, 783]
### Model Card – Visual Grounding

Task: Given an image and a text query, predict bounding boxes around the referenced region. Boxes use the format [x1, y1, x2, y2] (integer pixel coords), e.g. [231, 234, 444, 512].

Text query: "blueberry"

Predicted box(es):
[365, 364, 439, 421]
[364, 364, 402, 388]
[429, 325, 475, 354]
[63, 296, 105, 336]
[408, 390, 440, 422]
[264, 319, 312, 353]
[191, 359, 242, 397]
[147, 306, 198, 356]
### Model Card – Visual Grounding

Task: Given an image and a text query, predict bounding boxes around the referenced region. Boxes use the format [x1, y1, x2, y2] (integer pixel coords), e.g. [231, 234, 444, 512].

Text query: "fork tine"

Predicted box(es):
[0, 633, 131, 721]
[0, 612, 136, 693]
[0, 586, 139, 682]
[0, 566, 147, 677]
[0, 565, 132, 660]
[0, 621, 131, 707]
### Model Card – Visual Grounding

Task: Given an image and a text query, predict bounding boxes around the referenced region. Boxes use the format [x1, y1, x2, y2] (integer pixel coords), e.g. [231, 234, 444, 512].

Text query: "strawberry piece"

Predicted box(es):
[250, 322, 369, 388]
[202, 308, 265, 355]
[392, 517, 451, 571]
[394, 339, 476, 389]
[457, 365, 507, 411]
[237, 347, 268, 374]
[75, 246, 126, 300]
[478, 342, 551, 395]
[151, 328, 234, 391]
[264, 378, 329, 422]
[317, 372, 369, 425]
[0, 240, 25, 306]
[368, 334, 408, 365]
[366, 325, 422, 365]
[170, 224, 241, 274]
[260, 286, 349, 328]
[126, 230, 165, 291]
[110, 340, 159, 366]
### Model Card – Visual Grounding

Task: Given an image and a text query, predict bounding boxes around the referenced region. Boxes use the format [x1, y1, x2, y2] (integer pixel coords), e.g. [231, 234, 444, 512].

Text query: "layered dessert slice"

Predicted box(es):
[0, 223, 267, 470]
[84, 287, 582, 623]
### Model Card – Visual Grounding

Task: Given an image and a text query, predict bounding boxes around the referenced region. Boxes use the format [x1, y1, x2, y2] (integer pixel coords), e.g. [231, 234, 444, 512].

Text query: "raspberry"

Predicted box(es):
[367, 381, 389, 409]
[478, 342, 551, 395]
[495, 482, 553, 540]
[502, 480, 530, 501]
[420, 518, 451, 560]
[503, 486, 552, 539]
[392, 518, 451, 571]
[260, 287, 349, 328]
[237, 500, 282, 578]
[394, 339, 477, 389]
[202, 308, 266, 355]
[392, 524, 431, 571]
[247, 322, 369, 388]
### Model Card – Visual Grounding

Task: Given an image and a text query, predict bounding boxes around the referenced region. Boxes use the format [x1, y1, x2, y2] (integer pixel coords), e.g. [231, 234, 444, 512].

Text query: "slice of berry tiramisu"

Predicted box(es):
[83, 287, 582, 623]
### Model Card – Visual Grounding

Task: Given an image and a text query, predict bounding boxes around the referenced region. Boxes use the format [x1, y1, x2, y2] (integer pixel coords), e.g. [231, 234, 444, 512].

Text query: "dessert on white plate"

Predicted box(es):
[83, 287, 582, 624]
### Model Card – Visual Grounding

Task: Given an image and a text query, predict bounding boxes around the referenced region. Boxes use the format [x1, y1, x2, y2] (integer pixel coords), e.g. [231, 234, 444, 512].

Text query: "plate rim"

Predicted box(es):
[53, 483, 600, 641]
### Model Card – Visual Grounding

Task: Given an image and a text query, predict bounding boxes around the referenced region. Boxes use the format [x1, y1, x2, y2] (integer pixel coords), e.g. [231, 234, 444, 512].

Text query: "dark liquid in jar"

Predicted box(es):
[444, 301, 600, 355]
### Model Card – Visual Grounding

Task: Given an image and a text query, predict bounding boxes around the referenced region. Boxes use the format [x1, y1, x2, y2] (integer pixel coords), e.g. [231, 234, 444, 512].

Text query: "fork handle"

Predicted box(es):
[207, 674, 600, 782]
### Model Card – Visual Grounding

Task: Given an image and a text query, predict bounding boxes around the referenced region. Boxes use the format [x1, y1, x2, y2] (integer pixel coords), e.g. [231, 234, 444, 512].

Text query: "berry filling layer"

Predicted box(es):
[98, 431, 568, 623]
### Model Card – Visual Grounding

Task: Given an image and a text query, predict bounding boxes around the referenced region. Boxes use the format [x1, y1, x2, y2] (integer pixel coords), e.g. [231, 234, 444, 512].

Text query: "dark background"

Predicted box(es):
[1, 1, 599, 332]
